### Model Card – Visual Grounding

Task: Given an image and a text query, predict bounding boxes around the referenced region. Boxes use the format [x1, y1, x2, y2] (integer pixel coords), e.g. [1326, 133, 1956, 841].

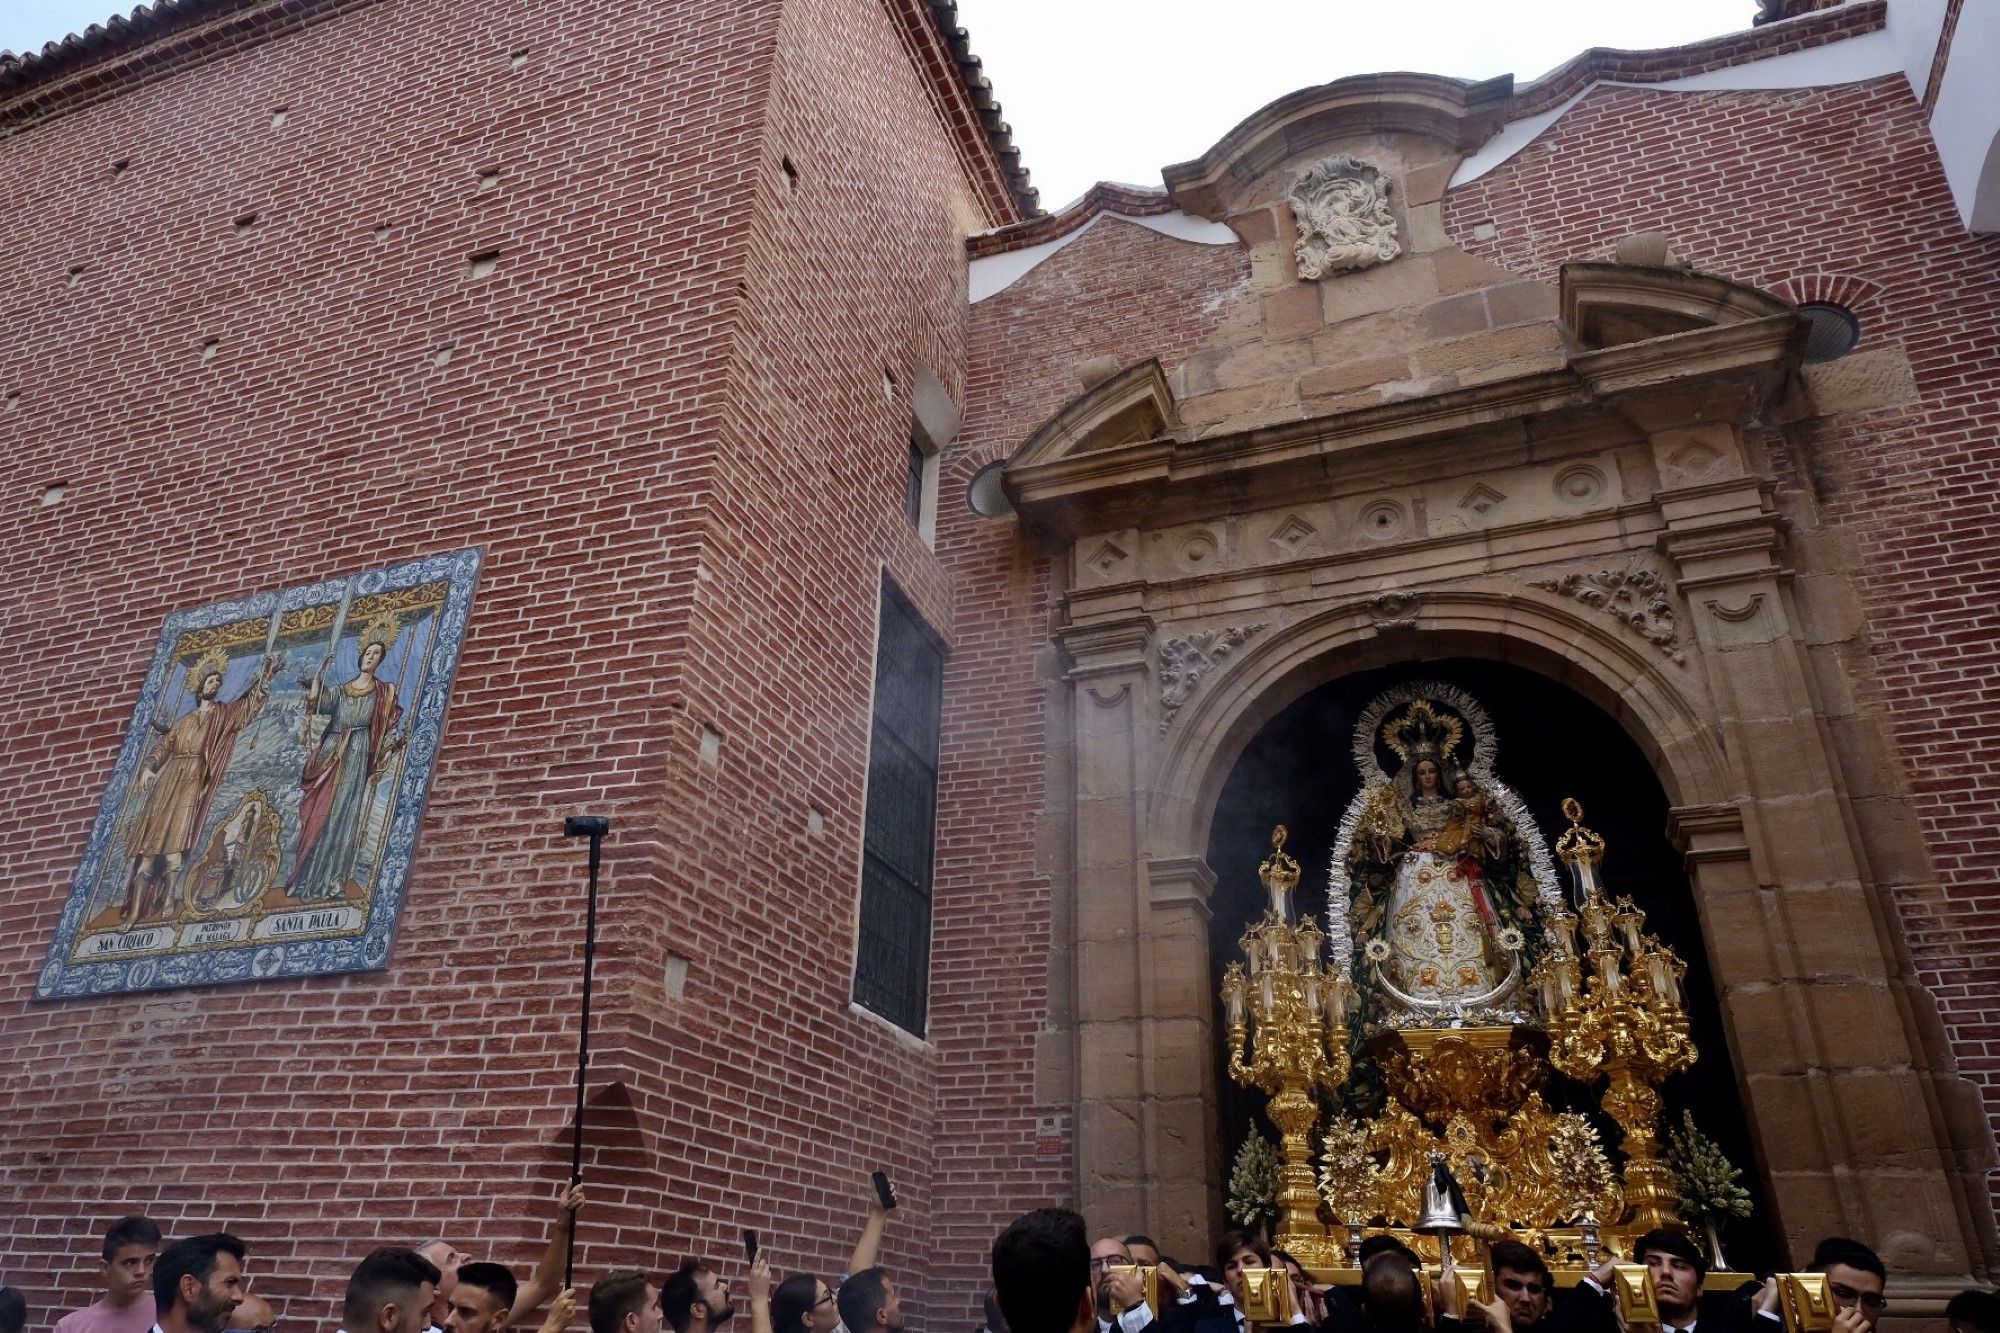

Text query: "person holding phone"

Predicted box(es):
[764, 1177, 896, 1333]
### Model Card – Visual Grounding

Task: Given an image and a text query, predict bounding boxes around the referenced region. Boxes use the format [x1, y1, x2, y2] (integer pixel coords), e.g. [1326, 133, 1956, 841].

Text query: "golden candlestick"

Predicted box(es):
[1224, 826, 1351, 1261]
[1538, 799, 1696, 1232]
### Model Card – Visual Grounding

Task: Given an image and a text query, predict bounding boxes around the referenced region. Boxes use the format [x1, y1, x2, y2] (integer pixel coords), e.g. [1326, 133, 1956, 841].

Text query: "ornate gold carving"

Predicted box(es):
[1244, 779, 1699, 1264]
[1535, 801, 1696, 1232]
[1378, 698, 1464, 767]
[1225, 827, 1355, 1266]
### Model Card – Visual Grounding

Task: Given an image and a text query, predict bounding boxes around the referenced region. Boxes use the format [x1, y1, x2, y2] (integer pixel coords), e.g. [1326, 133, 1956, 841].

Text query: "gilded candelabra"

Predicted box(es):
[1223, 826, 1357, 1261]
[1533, 799, 1697, 1232]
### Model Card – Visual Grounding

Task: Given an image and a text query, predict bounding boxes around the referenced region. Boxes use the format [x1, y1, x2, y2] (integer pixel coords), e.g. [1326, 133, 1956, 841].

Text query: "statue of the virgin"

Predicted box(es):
[1330, 683, 1566, 1024]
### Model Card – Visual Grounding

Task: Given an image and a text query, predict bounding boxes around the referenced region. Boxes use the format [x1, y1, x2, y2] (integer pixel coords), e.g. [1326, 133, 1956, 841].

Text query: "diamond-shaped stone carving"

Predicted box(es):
[1458, 483, 1506, 516]
[1664, 440, 1724, 483]
[1270, 514, 1318, 555]
[1084, 538, 1130, 578]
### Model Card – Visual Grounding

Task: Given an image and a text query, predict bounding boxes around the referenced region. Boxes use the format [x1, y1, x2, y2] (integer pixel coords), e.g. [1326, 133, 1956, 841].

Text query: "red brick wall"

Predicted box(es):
[934, 218, 1248, 1297]
[0, 0, 1006, 1325]
[644, 0, 1013, 1318]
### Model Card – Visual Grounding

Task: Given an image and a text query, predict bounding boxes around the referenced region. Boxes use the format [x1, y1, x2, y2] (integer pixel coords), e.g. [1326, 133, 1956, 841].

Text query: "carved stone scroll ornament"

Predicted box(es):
[1367, 592, 1418, 631]
[1288, 155, 1401, 280]
[1530, 561, 1684, 663]
[1158, 624, 1267, 731]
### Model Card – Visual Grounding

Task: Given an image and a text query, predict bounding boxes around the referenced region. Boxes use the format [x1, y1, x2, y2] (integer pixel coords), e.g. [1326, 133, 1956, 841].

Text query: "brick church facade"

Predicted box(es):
[1, 0, 1996, 1327]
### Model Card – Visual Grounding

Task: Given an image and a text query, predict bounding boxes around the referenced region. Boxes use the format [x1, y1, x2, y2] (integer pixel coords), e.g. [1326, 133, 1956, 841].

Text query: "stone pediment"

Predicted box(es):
[1008, 358, 1180, 467]
[1563, 262, 1796, 349]
[1001, 359, 1181, 526]
[1163, 72, 1513, 220]
[1005, 262, 1804, 540]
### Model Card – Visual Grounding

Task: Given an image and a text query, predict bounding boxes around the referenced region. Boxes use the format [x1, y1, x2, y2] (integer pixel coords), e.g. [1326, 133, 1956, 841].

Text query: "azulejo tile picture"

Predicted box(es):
[37, 548, 482, 999]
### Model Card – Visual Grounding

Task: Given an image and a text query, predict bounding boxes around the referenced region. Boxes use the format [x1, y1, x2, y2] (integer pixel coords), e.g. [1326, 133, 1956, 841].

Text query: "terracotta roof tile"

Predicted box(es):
[927, 1, 1038, 217]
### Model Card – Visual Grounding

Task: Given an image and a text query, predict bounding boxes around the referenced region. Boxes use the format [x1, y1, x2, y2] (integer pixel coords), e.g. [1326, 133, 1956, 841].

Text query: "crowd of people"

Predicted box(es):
[2, 1191, 1997, 1333]
[1005, 1221, 1999, 1333]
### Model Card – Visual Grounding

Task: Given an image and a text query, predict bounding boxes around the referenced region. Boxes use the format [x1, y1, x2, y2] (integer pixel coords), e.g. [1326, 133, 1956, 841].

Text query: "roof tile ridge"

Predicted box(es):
[6, 0, 225, 88]
[968, 181, 1173, 259]
[924, 0, 1039, 219]
[2, 0, 376, 128]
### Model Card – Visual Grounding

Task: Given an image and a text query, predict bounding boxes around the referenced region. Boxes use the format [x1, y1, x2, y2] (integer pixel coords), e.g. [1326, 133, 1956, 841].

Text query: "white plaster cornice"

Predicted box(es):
[969, 212, 1238, 304]
[1451, 26, 1904, 187]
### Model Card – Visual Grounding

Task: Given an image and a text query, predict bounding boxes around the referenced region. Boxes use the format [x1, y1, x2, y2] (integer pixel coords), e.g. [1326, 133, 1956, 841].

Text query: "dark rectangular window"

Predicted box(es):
[852, 581, 943, 1035]
[905, 435, 926, 527]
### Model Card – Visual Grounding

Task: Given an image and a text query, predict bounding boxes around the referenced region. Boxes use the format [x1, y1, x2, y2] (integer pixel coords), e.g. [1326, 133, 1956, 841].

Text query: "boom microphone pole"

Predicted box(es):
[561, 813, 610, 1290]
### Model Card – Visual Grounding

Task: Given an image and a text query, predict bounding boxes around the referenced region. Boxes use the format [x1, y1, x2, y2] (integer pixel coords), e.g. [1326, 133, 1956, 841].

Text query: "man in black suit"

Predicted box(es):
[1732, 1237, 1889, 1333]
[1542, 1230, 1706, 1333]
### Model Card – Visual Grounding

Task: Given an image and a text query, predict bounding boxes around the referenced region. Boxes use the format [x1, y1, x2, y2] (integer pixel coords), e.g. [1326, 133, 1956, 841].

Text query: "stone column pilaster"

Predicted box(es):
[1058, 614, 1158, 1236]
[1657, 464, 1980, 1279]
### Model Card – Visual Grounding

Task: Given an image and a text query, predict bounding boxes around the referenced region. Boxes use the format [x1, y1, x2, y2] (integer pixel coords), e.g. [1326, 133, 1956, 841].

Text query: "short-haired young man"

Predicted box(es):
[1488, 1241, 1554, 1333]
[1812, 1239, 1887, 1332]
[1548, 1229, 1706, 1333]
[992, 1209, 1093, 1333]
[420, 1184, 585, 1332]
[57, 1216, 164, 1333]
[590, 1272, 661, 1333]
[445, 1264, 522, 1333]
[1748, 1238, 1888, 1333]
[153, 1235, 249, 1333]
[661, 1261, 733, 1333]
[345, 1249, 443, 1333]
[1123, 1239, 1162, 1268]
[1213, 1231, 1270, 1319]
[1437, 1241, 1552, 1333]
[835, 1270, 904, 1333]
[1, 1285, 27, 1333]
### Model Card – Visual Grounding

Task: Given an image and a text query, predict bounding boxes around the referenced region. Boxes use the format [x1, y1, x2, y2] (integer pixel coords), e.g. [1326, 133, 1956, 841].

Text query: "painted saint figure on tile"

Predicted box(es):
[119, 650, 276, 927]
[292, 615, 407, 902]
[37, 548, 480, 999]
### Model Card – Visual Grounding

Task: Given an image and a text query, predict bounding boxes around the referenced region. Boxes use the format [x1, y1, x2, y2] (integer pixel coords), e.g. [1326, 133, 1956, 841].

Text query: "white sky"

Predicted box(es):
[4, 0, 1758, 207]
[955, 0, 1755, 207]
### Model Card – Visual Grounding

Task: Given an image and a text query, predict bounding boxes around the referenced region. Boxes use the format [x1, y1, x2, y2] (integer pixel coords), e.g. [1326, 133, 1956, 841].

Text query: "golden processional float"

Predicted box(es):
[1221, 680, 1711, 1291]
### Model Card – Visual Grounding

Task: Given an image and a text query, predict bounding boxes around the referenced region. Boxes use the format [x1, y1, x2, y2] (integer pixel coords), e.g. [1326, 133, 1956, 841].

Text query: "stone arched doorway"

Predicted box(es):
[1015, 253, 1997, 1295]
[1204, 654, 1776, 1271]
[1055, 585, 1992, 1294]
